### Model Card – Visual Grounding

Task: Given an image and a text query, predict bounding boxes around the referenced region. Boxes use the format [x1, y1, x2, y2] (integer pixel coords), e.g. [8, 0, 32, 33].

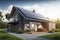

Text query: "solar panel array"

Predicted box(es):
[16, 7, 48, 21]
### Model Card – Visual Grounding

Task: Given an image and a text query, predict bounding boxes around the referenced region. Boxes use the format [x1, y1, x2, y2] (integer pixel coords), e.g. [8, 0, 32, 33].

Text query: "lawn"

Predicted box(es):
[40, 32, 60, 40]
[0, 29, 22, 40]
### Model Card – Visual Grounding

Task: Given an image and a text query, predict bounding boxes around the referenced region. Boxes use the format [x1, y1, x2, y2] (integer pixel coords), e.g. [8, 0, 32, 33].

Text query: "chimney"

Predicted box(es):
[33, 10, 35, 12]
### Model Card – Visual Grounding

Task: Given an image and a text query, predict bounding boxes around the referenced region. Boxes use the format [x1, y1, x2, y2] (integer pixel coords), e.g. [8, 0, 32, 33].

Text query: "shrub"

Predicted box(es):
[31, 28, 35, 32]
[17, 29, 24, 34]
[11, 29, 15, 32]
[49, 29, 60, 33]
[55, 29, 60, 32]
[51, 34, 60, 40]
[0, 31, 6, 33]
[41, 33, 60, 40]
[0, 22, 7, 29]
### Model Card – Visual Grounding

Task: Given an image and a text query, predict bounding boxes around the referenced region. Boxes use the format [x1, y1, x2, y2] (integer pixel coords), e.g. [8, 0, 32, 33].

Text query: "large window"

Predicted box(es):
[32, 24, 35, 28]
[15, 15, 18, 21]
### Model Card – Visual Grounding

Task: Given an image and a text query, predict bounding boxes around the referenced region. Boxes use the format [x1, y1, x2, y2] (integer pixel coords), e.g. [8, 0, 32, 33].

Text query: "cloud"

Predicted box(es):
[0, 10, 2, 12]
[22, 4, 60, 20]
[23, 4, 41, 11]
[3, 5, 13, 15]
[2, 5, 13, 22]
[2, 3, 60, 22]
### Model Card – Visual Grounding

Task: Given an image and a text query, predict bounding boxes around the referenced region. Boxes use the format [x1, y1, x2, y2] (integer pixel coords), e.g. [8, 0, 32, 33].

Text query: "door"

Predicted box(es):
[8, 24, 12, 31]
[11, 24, 16, 32]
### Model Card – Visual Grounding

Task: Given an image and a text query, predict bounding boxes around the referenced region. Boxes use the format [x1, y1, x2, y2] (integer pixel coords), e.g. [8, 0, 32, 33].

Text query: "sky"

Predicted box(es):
[0, 0, 60, 21]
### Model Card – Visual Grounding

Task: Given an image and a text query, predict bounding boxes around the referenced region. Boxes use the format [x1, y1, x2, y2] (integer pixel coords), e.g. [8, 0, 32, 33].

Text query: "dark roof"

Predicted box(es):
[13, 6, 49, 22]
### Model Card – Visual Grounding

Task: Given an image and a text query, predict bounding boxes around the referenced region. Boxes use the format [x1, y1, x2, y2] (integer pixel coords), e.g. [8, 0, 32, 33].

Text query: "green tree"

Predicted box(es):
[2, 18, 4, 20]
[55, 18, 60, 29]
[0, 11, 3, 18]
[5, 13, 10, 20]
[0, 21, 7, 29]
[0, 11, 3, 21]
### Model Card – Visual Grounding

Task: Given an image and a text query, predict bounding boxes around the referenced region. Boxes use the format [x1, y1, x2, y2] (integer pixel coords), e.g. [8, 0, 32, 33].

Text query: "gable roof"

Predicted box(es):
[10, 6, 49, 22]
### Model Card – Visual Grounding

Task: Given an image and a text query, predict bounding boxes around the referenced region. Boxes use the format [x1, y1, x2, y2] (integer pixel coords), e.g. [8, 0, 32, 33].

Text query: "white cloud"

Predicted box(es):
[23, 4, 41, 11]
[2, 3, 60, 22]
[3, 5, 13, 14]
[2, 5, 13, 22]
[23, 6, 32, 11]
[0, 10, 2, 12]
[22, 4, 60, 20]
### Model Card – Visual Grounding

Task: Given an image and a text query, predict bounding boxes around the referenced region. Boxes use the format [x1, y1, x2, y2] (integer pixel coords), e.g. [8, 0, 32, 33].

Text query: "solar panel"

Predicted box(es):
[19, 8, 48, 20]
[15, 6, 48, 21]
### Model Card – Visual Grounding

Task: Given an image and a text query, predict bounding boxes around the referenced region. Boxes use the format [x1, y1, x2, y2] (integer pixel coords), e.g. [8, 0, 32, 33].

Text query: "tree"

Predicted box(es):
[0, 11, 3, 21]
[0, 11, 7, 29]
[3, 18, 4, 20]
[55, 18, 60, 29]
[0, 11, 3, 18]
[5, 13, 10, 20]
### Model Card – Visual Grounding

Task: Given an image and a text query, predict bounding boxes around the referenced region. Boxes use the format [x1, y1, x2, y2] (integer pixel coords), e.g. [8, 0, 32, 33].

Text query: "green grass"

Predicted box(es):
[40, 32, 60, 40]
[0, 29, 7, 31]
[0, 29, 22, 40]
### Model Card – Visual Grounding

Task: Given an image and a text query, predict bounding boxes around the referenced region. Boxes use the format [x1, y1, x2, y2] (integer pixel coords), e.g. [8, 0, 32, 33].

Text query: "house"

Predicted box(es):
[8, 6, 55, 33]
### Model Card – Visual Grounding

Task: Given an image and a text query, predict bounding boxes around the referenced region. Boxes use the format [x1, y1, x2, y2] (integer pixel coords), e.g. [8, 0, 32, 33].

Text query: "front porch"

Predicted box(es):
[24, 22, 49, 33]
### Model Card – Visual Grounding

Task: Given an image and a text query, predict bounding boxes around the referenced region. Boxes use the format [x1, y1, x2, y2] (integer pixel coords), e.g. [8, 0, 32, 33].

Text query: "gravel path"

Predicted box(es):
[8, 33, 50, 40]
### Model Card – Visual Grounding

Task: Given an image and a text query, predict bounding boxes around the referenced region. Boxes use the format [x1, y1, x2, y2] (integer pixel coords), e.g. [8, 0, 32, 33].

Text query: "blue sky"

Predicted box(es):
[0, 0, 57, 10]
[0, 0, 60, 21]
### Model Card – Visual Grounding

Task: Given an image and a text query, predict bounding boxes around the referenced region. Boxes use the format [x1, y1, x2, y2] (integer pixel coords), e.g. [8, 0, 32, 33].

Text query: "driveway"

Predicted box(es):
[8, 32, 50, 40]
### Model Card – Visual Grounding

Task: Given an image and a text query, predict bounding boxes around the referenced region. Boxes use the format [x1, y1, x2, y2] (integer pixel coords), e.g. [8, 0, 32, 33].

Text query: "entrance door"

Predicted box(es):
[11, 24, 16, 32]
[8, 24, 12, 31]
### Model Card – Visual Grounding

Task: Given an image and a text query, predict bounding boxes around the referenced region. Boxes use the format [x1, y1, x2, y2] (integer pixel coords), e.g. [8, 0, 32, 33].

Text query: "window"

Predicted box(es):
[14, 15, 18, 21]
[15, 15, 17, 18]
[32, 24, 34, 28]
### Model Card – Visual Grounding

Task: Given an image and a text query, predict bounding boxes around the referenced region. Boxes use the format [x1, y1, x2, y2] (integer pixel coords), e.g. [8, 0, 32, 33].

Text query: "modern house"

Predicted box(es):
[8, 6, 55, 33]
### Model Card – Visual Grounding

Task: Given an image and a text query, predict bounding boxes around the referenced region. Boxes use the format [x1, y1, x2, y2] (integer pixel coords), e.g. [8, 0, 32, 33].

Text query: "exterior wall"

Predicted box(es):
[8, 9, 24, 31]
[49, 22, 55, 31]
[17, 10, 24, 31]
[14, 9, 27, 31]
[8, 7, 54, 32]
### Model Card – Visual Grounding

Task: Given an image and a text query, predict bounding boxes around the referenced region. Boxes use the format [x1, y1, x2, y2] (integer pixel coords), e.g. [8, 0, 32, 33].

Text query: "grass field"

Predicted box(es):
[41, 32, 60, 40]
[0, 29, 22, 40]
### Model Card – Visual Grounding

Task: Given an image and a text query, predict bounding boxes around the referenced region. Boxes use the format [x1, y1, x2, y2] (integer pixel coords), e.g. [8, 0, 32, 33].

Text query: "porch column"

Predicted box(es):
[34, 24, 37, 32]
[29, 22, 32, 32]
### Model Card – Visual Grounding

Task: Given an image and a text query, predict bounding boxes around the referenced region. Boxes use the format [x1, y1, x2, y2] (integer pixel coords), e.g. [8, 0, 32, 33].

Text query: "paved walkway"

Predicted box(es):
[8, 32, 50, 40]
